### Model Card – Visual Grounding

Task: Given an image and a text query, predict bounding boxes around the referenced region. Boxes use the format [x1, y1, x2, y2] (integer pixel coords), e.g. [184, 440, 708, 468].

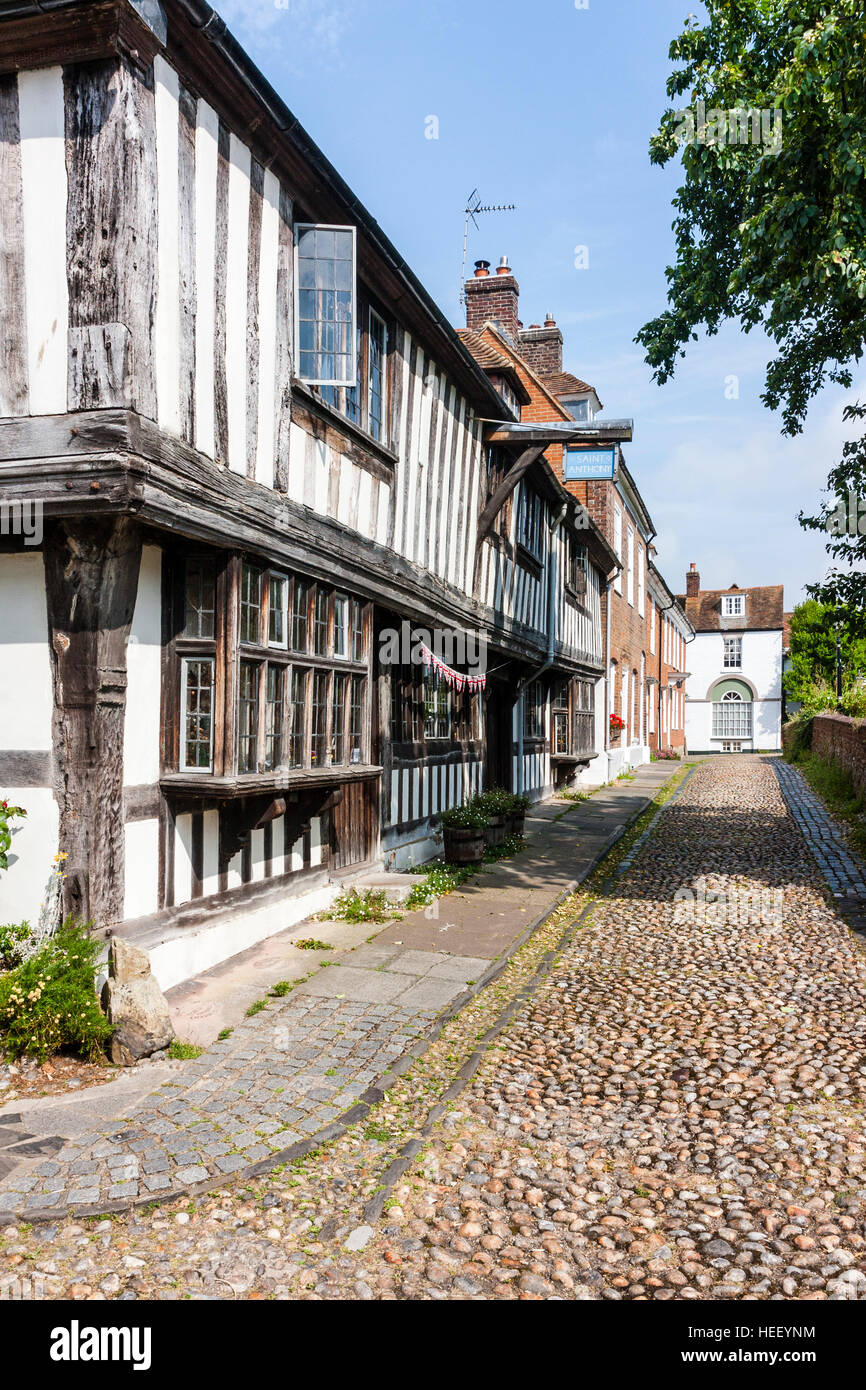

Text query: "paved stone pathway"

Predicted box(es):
[298, 755, 865, 1300]
[0, 762, 676, 1221]
[5, 755, 866, 1300]
[774, 757, 866, 911]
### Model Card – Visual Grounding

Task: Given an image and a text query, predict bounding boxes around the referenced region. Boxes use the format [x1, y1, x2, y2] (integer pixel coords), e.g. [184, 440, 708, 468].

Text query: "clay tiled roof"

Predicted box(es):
[783, 610, 793, 650]
[674, 585, 785, 632]
[541, 370, 602, 408]
[457, 330, 531, 404]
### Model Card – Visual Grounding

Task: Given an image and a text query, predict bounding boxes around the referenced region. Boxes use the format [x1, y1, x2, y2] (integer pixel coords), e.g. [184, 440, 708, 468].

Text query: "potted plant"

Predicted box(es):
[473, 788, 513, 847]
[609, 712, 624, 742]
[506, 792, 530, 838]
[440, 803, 490, 864]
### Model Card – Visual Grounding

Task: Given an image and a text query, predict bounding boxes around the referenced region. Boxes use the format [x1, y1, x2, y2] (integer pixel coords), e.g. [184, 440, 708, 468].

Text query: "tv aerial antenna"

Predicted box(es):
[460, 189, 517, 305]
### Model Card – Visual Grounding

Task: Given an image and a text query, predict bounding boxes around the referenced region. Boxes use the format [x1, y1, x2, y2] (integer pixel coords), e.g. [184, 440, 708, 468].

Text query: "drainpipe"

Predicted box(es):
[515, 503, 568, 795]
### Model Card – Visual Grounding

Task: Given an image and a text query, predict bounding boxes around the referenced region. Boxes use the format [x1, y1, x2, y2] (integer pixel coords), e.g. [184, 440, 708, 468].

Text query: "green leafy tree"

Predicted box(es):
[784, 599, 866, 702]
[637, 2, 866, 606]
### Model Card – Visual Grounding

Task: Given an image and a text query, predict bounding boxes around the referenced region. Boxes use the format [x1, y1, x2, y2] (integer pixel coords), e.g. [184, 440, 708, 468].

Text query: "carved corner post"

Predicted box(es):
[43, 517, 143, 930]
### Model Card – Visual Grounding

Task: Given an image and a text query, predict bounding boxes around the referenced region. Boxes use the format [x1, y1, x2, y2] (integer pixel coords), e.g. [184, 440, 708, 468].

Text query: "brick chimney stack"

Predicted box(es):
[465, 256, 520, 343]
[517, 312, 563, 377]
[686, 562, 700, 598]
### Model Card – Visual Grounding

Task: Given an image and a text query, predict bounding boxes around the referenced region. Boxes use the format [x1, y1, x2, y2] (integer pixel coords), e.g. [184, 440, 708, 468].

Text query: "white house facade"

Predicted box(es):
[679, 567, 784, 754]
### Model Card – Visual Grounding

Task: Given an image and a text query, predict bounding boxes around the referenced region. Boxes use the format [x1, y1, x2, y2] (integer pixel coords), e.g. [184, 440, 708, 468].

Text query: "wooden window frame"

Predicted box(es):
[169, 553, 372, 781]
[294, 223, 358, 388]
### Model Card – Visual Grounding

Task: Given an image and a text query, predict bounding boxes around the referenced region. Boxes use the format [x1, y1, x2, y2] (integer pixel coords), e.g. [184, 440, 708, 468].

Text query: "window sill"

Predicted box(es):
[292, 380, 398, 472]
[515, 544, 543, 579]
[161, 765, 382, 798]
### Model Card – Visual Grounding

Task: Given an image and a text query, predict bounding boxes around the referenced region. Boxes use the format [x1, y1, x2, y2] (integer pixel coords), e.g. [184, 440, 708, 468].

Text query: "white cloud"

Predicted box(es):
[214, 0, 359, 66]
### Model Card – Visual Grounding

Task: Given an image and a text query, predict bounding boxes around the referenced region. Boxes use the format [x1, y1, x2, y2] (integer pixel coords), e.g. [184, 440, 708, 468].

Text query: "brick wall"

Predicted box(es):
[810, 712, 866, 794]
[465, 273, 520, 342]
[517, 324, 563, 377]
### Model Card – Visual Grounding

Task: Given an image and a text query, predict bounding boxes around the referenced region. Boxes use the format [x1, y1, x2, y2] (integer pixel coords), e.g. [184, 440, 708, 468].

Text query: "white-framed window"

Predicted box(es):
[722, 593, 745, 617]
[180, 657, 215, 771]
[627, 526, 635, 607]
[613, 506, 623, 594]
[723, 635, 742, 669]
[637, 545, 645, 617]
[267, 570, 289, 650]
[650, 600, 656, 655]
[333, 591, 350, 658]
[562, 396, 591, 422]
[295, 224, 357, 386]
[712, 691, 752, 738]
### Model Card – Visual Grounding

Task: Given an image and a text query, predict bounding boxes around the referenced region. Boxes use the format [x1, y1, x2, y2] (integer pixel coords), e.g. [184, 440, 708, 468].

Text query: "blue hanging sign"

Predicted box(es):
[564, 447, 617, 480]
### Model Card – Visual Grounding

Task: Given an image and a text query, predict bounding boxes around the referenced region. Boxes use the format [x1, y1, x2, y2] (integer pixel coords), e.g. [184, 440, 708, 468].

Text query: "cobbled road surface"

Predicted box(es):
[3, 756, 865, 1301]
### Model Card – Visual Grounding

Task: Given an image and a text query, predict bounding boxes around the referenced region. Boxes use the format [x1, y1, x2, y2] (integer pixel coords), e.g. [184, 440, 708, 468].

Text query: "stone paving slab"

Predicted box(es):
[0, 761, 680, 1220]
[773, 757, 866, 932]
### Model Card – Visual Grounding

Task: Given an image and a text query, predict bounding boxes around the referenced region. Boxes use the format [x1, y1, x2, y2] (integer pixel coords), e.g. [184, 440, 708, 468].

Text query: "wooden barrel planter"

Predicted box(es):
[443, 825, 486, 864]
[484, 814, 507, 848]
[505, 809, 525, 838]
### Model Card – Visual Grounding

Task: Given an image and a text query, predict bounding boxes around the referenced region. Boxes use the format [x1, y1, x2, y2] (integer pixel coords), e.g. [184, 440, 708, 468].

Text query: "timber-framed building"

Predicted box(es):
[0, 0, 623, 985]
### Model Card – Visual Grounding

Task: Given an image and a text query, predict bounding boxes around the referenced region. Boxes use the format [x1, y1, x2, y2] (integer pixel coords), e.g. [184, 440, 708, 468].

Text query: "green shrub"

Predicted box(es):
[0, 921, 32, 971]
[0, 915, 110, 1063]
[0, 800, 26, 874]
[472, 787, 513, 817]
[797, 677, 838, 717]
[838, 684, 866, 719]
[440, 803, 490, 830]
[318, 888, 399, 924]
[483, 833, 527, 863]
[405, 861, 476, 908]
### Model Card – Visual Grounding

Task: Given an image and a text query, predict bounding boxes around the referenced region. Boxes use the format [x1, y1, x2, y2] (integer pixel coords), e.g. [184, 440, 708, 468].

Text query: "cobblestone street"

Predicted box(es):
[3, 756, 866, 1302]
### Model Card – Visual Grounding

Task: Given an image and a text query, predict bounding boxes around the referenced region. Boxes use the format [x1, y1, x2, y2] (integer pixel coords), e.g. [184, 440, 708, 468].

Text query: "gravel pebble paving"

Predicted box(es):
[3, 756, 865, 1302]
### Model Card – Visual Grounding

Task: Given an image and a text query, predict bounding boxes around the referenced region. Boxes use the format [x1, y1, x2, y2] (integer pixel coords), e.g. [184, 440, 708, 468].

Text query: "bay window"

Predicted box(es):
[170, 554, 370, 780]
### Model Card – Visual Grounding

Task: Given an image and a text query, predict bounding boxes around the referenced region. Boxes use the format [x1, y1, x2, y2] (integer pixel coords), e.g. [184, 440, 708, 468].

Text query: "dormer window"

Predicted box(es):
[561, 397, 591, 422]
[722, 594, 745, 617]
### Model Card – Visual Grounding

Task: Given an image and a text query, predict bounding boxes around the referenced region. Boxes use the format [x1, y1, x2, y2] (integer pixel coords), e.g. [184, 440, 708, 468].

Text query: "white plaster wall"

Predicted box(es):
[685, 628, 783, 750]
[0, 553, 58, 923]
[124, 818, 160, 920]
[124, 545, 162, 787]
[685, 629, 783, 702]
[0, 553, 52, 750]
[0, 789, 58, 926]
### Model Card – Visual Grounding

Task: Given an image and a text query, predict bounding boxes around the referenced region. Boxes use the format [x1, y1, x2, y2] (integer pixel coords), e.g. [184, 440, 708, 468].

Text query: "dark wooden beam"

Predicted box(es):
[43, 516, 142, 929]
[0, 1, 162, 77]
[475, 445, 546, 548]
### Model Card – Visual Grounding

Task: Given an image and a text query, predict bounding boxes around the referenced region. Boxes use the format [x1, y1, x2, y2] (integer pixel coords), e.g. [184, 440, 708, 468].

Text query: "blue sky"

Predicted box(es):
[217, 0, 860, 608]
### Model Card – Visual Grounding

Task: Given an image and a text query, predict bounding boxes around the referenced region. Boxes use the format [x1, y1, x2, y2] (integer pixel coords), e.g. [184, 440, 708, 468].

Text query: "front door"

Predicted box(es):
[484, 680, 513, 791]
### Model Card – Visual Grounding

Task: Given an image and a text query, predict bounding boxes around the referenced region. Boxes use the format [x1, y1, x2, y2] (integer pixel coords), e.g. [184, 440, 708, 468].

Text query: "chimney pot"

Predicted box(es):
[544, 312, 556, 327]
[465, 256, 520, 339]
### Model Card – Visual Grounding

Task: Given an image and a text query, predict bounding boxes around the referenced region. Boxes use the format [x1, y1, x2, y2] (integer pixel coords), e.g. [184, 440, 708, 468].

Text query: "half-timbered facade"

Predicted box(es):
[0, 0, 612, 985]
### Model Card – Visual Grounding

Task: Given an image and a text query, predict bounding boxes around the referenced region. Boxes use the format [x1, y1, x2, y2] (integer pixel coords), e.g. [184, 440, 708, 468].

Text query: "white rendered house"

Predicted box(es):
[678, 566, 784, 754]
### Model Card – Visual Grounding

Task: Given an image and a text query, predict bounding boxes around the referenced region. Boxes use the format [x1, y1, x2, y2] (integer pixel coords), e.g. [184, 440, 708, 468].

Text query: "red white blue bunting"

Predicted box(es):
[417, 644, 486, 692]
